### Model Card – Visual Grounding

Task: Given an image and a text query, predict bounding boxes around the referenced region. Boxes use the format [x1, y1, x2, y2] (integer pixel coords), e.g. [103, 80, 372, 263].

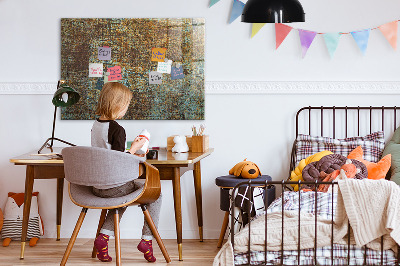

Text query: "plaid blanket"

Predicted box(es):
[234, 191, 397, 265]
[234, 244, 397, 265]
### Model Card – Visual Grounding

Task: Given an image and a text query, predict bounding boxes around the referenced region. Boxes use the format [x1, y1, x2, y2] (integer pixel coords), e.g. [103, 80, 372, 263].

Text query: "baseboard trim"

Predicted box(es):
[1, 81, 400, 95]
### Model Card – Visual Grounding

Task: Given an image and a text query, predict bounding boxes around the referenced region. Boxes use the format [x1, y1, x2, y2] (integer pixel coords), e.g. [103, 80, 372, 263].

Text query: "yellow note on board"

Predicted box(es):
[151, 48, 167, 62]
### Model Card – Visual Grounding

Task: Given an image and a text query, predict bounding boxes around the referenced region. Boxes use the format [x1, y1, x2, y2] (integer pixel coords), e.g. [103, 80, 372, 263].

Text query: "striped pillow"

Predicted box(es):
[294, 131, 385, 167]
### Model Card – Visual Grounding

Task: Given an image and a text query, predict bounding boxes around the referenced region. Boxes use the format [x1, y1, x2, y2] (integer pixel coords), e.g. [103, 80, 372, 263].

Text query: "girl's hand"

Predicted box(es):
[134, 148, 149, 157]
[128, 137, 147, 155]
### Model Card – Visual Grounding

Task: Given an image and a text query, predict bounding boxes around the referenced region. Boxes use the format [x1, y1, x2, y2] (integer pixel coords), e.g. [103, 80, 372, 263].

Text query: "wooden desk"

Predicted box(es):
[9, 148, 64, 259]
[146, 148, 213, 260]
[10, 147, 213, 261]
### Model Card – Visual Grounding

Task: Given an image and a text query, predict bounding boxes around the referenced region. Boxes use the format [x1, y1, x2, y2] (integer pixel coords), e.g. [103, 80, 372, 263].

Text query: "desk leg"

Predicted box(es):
[193, 161, 203, 242]
[56, 178, 64, 241]
[20, 165, 35, 259]
[172, 167, 183, 261]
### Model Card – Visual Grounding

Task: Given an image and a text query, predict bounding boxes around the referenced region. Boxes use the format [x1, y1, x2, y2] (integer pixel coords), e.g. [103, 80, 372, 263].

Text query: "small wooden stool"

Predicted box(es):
[215, 175, 275, 248]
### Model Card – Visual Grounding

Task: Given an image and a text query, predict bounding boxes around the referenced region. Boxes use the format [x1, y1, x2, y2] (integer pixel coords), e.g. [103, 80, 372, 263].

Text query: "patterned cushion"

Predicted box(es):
[295, 131, 385, 166]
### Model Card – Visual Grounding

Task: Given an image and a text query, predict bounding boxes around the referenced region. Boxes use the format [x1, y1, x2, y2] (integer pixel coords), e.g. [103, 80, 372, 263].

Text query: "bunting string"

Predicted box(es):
[209, 0, 400, 58]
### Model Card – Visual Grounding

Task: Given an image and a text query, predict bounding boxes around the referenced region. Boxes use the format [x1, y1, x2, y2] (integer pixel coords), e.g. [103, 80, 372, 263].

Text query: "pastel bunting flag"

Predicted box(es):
[323, 33, 341, 58]
[298, 29, 317, 58]
[378, 21, 397, 50]
[251, 23, 266, 38]
[351, 29, 370, 55]
[275, 23, 293, 49]
[209, 0, 220, 7]
[229, 0, 245, 24]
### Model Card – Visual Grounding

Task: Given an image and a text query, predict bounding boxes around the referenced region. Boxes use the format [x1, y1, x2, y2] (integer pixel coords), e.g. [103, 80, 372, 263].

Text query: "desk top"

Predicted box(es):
[10, 147, 214, 166]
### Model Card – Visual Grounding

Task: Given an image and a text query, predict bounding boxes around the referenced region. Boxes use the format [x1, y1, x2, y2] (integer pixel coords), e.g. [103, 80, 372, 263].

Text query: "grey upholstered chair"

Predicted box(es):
[60, 146, 171, 265]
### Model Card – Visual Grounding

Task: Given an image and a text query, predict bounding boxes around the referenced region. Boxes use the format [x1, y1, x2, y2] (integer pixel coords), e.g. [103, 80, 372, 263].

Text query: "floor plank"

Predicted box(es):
[0, 239, 221, 265]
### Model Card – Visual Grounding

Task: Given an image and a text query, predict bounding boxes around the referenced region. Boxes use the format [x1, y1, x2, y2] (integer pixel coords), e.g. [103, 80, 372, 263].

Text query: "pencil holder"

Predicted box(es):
[191, 135, 209, 153]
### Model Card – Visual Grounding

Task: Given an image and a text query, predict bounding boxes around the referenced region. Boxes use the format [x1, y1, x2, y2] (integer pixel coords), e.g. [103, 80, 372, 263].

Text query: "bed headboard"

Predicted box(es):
[290, 106, 400, 178]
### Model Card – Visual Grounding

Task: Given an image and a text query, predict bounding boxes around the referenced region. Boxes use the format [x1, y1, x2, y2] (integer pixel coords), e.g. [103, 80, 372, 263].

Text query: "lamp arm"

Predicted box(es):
[50, 105, 57, 148]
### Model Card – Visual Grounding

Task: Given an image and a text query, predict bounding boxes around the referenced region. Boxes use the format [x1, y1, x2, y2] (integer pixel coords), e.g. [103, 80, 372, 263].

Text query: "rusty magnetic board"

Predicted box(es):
[61, 18, 205, 120]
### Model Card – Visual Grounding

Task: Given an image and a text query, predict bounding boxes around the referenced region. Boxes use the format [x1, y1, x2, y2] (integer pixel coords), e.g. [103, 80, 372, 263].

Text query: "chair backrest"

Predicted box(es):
[62, 146, 145, 188]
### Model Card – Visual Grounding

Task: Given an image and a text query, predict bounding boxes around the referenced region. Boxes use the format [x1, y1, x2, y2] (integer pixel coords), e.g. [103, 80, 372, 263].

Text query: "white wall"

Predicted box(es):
[1, 0, 400, 240]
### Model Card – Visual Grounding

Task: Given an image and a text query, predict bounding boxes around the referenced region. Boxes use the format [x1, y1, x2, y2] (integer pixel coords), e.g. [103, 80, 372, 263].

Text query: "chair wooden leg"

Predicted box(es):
[141, 205, 171, 263]
[114, 210, 121, 266]
[92, 209, 108, 258]
[60, 208, 88, 266]
[217, 211, 230, 248]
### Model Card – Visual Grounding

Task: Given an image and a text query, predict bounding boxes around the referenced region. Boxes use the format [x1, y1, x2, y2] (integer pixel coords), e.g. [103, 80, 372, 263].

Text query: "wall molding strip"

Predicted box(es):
[0, 81, 400, 95]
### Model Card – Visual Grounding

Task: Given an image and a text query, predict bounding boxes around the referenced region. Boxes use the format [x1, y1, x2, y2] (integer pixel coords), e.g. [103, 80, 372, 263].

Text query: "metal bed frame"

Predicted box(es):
[230, 106, 400, 266]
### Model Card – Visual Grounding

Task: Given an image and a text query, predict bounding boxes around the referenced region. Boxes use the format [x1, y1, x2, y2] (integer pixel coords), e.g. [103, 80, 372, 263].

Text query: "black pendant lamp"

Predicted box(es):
[242, 0, 305, 23]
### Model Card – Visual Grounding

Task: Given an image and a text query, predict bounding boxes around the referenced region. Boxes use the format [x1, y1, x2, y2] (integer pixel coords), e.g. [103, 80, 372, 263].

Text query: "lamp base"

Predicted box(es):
[38, 137, 76, 154]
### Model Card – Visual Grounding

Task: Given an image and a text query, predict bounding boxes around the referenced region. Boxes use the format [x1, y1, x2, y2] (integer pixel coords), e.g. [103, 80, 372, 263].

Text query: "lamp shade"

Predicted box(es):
[241, 0, 305, 23]
[52, 85, 80, 107]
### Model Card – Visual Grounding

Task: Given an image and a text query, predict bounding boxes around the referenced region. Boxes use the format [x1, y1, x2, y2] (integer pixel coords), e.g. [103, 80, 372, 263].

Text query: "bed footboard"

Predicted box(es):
[230, 180, 400, 266]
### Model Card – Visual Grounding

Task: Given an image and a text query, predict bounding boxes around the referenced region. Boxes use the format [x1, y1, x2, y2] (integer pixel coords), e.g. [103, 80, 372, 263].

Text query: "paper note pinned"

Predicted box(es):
[104, 72, 117, 83]
[157, 62, 171, 74]
[89, 63, 103, 77]
[108, 66, 122, 81]
[171, 66, 185, 80]
[98, 47, 111, 60]
[149, 71, 163, 84]
[151, 48, 167, 62]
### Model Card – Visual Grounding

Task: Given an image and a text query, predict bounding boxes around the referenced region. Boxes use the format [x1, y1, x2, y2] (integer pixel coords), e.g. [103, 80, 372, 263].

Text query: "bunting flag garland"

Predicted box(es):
[378, 21, 398, 50]
[323, 33, 341, 58]
[275, 23, 293, 49]
[351, 29, 370, 55]
[207, 3, 400, 58]
[298, 29, 317, 58]
[251, 23, 266, 38]
[209, 0, 220, 7]
[229, 0, 245, 24]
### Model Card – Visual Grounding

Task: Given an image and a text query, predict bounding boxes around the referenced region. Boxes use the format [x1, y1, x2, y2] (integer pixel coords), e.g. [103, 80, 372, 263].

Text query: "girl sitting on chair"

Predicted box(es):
[91, 82, 162, 263]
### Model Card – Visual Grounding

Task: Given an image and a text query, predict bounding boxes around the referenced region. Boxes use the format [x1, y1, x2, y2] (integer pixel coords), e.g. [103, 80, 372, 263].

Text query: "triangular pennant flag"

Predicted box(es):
[378, 21, 397, 50]
[251, 23, 266, 38]
[351, 29, 370, 55]
[229, 0, 245, 24]
[323, 33, 341, 58]
[275, 23, 293, 49]
[209, 0, 220, 7]
[298, 29, 317, 58]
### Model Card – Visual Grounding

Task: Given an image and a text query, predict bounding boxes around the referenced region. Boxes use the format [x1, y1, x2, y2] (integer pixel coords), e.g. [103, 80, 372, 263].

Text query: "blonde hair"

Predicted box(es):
[95, 82, 133, 120]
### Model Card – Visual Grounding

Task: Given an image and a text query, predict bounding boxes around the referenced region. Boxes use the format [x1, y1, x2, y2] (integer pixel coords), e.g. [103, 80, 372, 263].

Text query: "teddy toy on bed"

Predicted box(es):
[1, 192, 44, 247]
[229, 159, 261, 179]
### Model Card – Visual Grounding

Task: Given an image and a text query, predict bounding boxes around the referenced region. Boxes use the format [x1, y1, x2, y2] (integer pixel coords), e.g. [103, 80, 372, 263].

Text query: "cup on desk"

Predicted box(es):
[146, 150, 158, 160]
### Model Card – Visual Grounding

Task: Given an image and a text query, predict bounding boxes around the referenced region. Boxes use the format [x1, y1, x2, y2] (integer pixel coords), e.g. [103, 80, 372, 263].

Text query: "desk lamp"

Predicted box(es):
[38, 80, 80, 154]
[241, 0, 305, 23]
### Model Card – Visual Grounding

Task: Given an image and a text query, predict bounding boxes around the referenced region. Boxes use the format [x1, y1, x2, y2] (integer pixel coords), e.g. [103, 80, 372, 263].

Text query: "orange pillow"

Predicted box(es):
[347, 146, 391, 180]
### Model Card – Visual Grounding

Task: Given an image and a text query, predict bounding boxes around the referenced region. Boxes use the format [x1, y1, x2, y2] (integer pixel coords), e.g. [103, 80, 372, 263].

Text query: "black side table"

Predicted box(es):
[215, 175, 275, 248]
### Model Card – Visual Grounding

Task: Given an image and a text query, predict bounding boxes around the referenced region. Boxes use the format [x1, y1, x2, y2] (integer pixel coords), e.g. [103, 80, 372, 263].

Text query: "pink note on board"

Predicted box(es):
[108, 66, 122, 81]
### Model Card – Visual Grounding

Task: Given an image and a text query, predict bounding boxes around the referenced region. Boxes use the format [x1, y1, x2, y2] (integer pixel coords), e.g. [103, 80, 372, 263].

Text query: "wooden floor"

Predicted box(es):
[0, 239, 222, 265]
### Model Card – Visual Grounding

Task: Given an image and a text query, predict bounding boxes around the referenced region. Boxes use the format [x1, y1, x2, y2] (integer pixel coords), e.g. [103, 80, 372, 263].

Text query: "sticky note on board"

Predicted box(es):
[157, 62, 171, 74]
[108, 66, 122, 81]
[149, 71, 163, 84]
[151, 48, 167, 62]
[89, 63, 103, 77]
[104, 72, 117, 83]
[171, 66, 185, 80]
[98, 47, 111, 60]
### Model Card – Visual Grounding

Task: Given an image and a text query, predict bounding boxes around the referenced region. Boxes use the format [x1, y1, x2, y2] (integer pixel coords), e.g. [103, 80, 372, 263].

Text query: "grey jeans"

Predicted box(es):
[92, 180, 162, 240]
